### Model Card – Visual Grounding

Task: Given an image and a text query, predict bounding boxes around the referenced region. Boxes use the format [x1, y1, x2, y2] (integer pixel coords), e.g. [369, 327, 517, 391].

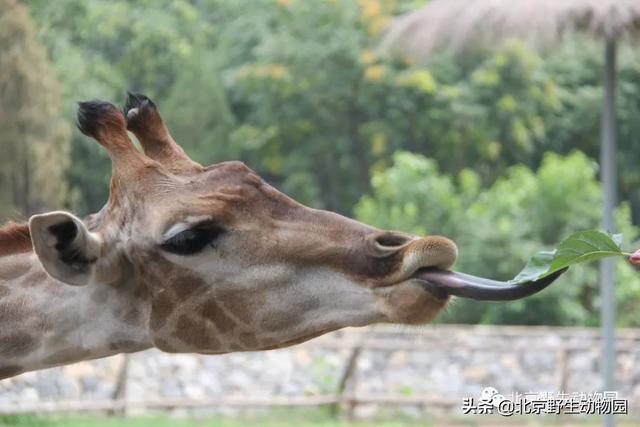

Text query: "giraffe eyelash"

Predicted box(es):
[160, 223, 225, 255]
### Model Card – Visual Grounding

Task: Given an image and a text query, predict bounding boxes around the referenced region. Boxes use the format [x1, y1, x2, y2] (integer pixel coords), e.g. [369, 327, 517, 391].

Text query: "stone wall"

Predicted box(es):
[1, 325, 639, 416]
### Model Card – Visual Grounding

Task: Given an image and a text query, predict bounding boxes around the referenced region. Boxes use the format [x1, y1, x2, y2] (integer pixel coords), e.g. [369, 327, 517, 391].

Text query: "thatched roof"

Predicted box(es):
[381, 0, 640, 60]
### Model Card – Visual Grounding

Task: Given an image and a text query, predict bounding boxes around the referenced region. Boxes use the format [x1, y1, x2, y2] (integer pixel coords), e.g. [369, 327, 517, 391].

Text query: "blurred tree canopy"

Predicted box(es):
[3, 0, 640, 325]
[0, 0, 70, 218]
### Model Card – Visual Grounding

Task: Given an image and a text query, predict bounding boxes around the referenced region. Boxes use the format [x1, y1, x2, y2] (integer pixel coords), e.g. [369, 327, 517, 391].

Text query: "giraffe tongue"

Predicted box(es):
[412, 267, 567, 301]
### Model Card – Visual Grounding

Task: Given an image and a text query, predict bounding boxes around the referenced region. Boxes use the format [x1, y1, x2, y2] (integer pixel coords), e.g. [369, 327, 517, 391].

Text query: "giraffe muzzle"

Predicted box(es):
[412, 267, 567, 301]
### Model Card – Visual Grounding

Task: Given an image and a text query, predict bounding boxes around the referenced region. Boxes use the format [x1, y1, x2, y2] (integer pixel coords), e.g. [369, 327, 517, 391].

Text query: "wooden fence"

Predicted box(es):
[1, 325, 639, 417]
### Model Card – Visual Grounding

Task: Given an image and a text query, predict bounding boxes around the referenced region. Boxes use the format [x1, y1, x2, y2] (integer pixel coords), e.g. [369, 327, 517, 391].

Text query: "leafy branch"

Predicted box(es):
[510, 230, 633, 284]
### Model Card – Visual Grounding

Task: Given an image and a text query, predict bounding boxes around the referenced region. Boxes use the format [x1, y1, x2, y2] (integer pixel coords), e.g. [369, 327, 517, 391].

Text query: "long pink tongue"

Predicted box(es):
[412, 268, 567, 301]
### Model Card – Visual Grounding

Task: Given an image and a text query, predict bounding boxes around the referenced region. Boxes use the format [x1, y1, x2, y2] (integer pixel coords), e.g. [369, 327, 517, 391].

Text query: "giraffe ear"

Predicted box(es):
[29, 211, 103, 287]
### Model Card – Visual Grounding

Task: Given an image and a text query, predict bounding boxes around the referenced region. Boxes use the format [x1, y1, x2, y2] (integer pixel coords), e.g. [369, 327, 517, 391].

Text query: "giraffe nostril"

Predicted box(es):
[373, 232, 414, 249]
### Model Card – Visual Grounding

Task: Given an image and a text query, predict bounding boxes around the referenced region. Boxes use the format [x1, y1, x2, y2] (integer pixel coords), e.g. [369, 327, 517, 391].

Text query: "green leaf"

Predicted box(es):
[510, 230, 627, 284]
[510, 250, 556, 284]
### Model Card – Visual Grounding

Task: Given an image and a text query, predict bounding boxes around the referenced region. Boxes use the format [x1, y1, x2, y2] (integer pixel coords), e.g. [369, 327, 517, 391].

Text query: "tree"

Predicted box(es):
[0, 0, 70, 219]
[22, 0, 640, 219]
[162, 52, 236, 166]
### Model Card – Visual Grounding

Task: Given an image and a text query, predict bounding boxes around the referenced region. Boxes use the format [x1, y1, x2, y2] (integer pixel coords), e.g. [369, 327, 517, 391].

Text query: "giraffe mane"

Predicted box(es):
[0, 221, 32, 256]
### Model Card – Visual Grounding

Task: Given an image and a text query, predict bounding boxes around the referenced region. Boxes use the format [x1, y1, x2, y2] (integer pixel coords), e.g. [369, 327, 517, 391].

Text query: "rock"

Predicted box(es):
[57, 376, 81, 399]
[161, 380, 183, 398]
[19, 387, 39, 402]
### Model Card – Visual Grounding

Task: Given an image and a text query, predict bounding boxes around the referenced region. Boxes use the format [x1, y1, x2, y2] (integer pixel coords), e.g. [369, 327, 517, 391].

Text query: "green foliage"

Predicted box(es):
[0, 411, 437, 427]
[356, 151, 640, 326]
[511, 230, 627, 284]
[0, 0, 71, 217]
[2, 412, 638, 427]
[21, 0, 640, 218]
[162, 52, 236, 165]
[355, 152, 464, 238]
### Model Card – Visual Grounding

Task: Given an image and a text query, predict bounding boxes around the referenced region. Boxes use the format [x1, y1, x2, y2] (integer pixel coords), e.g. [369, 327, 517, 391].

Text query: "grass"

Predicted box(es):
[1, 413, 419, 427]
[0, 410, 636, 427]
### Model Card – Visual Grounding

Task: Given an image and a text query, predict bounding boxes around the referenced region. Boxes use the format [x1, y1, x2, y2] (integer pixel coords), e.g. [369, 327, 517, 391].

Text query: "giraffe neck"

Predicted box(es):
[0, 239, 152, 379]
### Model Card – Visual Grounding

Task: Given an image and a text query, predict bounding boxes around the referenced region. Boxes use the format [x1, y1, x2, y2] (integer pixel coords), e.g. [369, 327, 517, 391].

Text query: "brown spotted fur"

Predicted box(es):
[0, 222, 31, 257]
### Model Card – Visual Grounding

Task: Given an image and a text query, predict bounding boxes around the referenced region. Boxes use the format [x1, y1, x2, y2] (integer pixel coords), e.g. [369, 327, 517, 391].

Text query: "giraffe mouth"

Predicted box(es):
[256, 328, 338, 351]
[411, 267, 567, 301]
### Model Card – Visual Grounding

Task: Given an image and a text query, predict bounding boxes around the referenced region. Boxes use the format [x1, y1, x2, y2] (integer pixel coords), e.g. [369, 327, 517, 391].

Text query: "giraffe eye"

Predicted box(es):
[160, 223, 224, 255]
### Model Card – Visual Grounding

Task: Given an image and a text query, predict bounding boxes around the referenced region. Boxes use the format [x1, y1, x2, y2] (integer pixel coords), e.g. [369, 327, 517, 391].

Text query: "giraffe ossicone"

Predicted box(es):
[0, 93, 563, 379]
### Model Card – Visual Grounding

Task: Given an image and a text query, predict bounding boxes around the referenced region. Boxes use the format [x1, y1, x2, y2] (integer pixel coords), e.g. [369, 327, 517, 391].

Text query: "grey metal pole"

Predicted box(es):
[600, 32, 617, 427]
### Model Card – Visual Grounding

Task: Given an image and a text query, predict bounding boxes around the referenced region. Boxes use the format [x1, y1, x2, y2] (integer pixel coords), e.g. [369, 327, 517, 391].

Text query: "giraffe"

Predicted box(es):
[0, 93, 564, 379]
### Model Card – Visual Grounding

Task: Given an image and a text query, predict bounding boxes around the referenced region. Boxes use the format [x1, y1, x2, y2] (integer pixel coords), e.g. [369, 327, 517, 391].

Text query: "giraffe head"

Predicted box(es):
[27, 94, 563, 354]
